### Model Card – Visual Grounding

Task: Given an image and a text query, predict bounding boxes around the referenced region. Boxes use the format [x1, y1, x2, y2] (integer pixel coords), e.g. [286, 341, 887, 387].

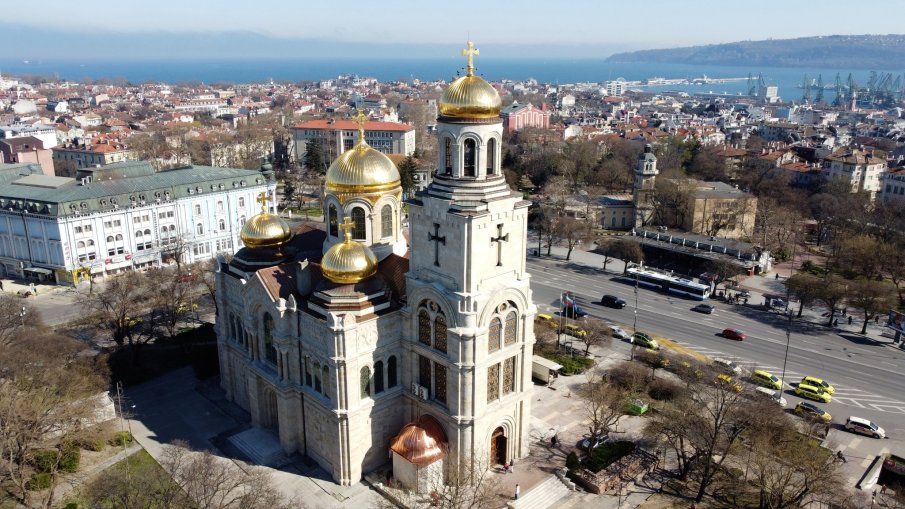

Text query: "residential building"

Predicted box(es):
[499, 101, 550, 133]
[52, 141, 137, 175]
[824, 148, 887, 197]
[291, 119, 415, 168]
[0, 123, 58, 150]
[683, 181, 757, 239]
[879, 169, 905, 204]
[0, 161, 274, 284]
[0, 137, 55, 176]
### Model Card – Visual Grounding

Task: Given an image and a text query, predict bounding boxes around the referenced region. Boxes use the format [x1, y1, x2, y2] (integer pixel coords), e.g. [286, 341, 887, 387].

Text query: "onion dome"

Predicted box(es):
[389, 415, 448, 465]
[321, 218, 378, 284]
[325, 111, 400, 196]
[240, 193, 290, 248]
[438, 41, 501, 120]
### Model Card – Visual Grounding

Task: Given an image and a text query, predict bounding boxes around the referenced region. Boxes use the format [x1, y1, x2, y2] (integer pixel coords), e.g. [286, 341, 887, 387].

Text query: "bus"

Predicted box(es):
[624, 266, 712, 300]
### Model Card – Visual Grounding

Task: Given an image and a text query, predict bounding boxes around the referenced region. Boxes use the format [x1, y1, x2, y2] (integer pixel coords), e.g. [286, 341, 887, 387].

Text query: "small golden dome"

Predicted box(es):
[321, 218, 378, 284]
[240, 194, 291, 248]
[438, 40, 501, 120]
[389, 415, 448, 465]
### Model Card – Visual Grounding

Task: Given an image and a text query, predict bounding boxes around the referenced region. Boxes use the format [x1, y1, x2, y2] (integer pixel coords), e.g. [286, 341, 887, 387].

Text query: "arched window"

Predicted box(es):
[77, 241, 85, 249]
[418, 310, 431, 346]
[360, 366, 371, 398]
[351, 208, 366, 240]
[387, 356, 397, 388]
[196, 223, 204, 236]
[380, 204, 392, 238]
[143, 229, 151, 236]
[313, 361, 321, 392]
[463, 139, 476, 177]
[135, 231, 142, 240]
[328, 204, 338, 237]
[168, 224, 176, 233]
[374, 360, 384, 393]
[262, 313, 277, 364]
[87, 240, 95, 247]
[487, 138, 496, 175]
[504, 311, 518, 346]
[322, 365, 329, 398]
[106, 236, 114, 243]
[115, 234, 123, 241]
[444, 138, 452, 174]
[488, 317, 502, 353]
[218, 218, 226, 231]
[434, 314, 447, 353]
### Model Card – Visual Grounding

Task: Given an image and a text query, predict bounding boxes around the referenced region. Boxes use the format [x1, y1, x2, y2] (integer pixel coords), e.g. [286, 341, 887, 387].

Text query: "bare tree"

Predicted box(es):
[593, 238, 644, 271]
[847, 278, 897, 335]
[80, 271, 153, 349]
[814, 275, 849, 326]
[145, 266, 201, 340]
[425, 455, 500, 509]
[555, 216, 591, 261]
[0, 294, 34, 346]
[84, 449, 191, 509]
[579, 372, 627, 441]
[784, 273, 822, 317]
[576, 319, 613, 356]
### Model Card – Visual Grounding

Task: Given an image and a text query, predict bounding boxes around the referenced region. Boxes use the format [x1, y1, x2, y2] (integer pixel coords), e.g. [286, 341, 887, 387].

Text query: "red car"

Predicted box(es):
[722, 328, 747, 341]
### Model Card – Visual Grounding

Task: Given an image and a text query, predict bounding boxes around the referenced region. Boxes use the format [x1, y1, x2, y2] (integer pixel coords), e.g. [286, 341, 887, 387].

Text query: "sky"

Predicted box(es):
[3, 0, 904, 59]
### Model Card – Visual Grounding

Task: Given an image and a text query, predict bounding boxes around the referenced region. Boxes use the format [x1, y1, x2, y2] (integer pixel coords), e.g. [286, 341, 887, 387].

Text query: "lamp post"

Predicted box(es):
[780, 310, 793, 391]
[631, 271, 639, 360]
[19, 306, 26, 327]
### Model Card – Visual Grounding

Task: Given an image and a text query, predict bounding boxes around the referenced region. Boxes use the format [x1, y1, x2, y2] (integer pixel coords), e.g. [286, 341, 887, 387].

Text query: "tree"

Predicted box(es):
[705, 259, 744, 294]
[650, 179, 692, 228]
[0, 295, 33, 346]
[303, 139, 324, 173]
[834, 235, 883, 280]
[80, 271, 153, 350]
[536, 206, 562, 257]
[579, 373, 627, 442]
[814, 275, 849, 326]
[576, 319, 613, 356]
[847, 278, 897, 335]
[423, 456, 499, 509]
[85, 449, 192, 509]
[784, 273, 822, 317]
[555, 216, 590, 261]
[594, 238, 644, 271]
[145, 266, 202, 340]
[398, 155, 418, 197]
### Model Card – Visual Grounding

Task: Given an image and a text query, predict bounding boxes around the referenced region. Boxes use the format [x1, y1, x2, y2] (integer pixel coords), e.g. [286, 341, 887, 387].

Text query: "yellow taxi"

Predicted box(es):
[535, 313, 558, 329]
[717, 374, 743, 393]
[563, 324, 587, 339]
[800, 376, 835, 395]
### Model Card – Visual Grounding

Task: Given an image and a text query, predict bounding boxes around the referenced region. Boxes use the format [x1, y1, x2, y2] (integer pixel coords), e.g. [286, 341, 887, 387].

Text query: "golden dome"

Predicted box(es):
[438, 40, 501, 120]
[321, 219, 378, 284]
[240, 194, 291, 248]
[324, 141, 401, 194]
[389, 415, 448, 465]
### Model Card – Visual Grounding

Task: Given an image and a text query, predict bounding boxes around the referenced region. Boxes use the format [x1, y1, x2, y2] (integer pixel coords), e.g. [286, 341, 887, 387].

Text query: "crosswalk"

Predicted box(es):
[689, 345, 905, 415]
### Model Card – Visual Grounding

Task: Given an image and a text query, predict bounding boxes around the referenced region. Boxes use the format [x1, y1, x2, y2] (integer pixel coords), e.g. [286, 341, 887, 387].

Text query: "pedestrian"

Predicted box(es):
[775, 273, 779, 280]
[842, 308, 847, 316]
[744, 297, 748, 305]
[509, 459, 515, 474]
[551, 434, 558, 447]
[515, 484, 520, 500]
[502, 461, 509, 473]
[848, 316, 853, 325]
[833, 319, 839, 327]
[31, 284, 37, 296]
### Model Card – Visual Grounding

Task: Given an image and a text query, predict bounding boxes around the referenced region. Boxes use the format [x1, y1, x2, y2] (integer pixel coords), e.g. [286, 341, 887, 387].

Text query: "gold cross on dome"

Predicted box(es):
[353, 108, 368, 143]
[339, 217, 354, 241]
[461, 40, 479, 76]
[255, 192, 269, 213]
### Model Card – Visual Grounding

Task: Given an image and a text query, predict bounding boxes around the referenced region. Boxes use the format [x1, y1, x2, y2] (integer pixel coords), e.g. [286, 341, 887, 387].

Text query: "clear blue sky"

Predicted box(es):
[4, 0, 904, 58]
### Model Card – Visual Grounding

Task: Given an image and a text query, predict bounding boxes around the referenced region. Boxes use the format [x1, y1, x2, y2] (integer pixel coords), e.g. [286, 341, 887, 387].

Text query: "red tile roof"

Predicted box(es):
[292, 119, 414, 132]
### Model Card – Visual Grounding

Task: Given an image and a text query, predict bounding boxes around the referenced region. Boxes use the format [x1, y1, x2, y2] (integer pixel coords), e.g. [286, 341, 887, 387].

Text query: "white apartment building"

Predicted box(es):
[824, 148, 887, 198]
[879, 169, 905, 204]
[0, 161, 274, 284]
[0, 123, 59, 150]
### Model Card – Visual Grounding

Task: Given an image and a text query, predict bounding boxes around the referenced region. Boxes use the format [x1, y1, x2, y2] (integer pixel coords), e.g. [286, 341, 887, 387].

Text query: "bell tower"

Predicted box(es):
[633, 144, 659, 228]
[403, 41, 535, 471]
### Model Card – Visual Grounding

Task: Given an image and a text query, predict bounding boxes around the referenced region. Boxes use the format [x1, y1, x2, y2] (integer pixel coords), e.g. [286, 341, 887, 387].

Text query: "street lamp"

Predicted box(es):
[631, 271, 639, 360]
[19, 306, 26, 327]
[780, 310, 793, 391]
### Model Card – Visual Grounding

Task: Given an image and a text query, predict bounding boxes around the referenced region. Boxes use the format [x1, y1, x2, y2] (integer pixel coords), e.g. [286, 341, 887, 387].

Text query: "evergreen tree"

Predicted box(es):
[398, 155, 418, 197]
[304, 140, 324, 173]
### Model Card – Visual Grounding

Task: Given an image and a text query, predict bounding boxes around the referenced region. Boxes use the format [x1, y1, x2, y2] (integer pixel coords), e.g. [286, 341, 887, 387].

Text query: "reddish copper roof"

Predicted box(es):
[390, 415, 448, 465]
[292, 119, 414, 132]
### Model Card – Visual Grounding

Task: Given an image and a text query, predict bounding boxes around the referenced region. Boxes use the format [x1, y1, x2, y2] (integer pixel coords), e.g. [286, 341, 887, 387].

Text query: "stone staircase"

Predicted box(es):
[507, 475, 571, 509]
[227, 427, 289, 467]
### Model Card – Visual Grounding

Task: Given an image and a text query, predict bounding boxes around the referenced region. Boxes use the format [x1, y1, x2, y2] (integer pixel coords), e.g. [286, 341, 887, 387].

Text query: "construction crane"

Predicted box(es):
[833, 73, 844, 107]
[815, 74, 824, 103]
[801, 74, 811, 103]
[747, 72, 756, 96]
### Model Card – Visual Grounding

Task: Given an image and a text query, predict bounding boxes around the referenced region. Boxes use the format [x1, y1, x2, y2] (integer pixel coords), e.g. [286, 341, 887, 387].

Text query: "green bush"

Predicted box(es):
[77, 436, 107, 452]
[32, 450, 58, 472]
[799, 260, 827, 277]
[541, 353, 595, 375]
[26, 472, 52, 491]
[648, 378, 683, 401]
[583, 441, 635, 473]
[60, 447, 80, 473]
[110, 431, 133, 448]
[566, 451, 581, 471]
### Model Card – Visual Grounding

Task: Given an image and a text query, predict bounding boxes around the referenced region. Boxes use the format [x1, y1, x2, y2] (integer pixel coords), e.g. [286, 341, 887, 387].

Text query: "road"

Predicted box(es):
[527, 256, 905, 431]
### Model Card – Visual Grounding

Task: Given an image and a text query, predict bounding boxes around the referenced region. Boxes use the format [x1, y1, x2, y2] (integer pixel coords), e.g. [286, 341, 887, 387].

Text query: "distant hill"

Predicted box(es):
[605, 35, 905, 69]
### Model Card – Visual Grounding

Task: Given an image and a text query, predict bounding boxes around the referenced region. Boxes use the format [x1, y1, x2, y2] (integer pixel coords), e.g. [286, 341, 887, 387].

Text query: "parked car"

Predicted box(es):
[563, 305, 588, 319]
[630, 332, 659, 350]
[722, 328, 747, 341]
[795, 383, 832, 403]
[692, 303, 715, 314]
[717, 374, 743, 393]
[610, 325, 631, 341]
[579, 432, 614, 451]
[795, 401, 832, 422]
[713, 358, 742, 375]
[535, 314, 558, 329]
[753, 386, 788, 407]
[800, 376, 835, 395]
[601, 294, 627, 309]
[563, 324, 587, 339]
[751, 369, 782, 390]
[844, 416, 886, 439]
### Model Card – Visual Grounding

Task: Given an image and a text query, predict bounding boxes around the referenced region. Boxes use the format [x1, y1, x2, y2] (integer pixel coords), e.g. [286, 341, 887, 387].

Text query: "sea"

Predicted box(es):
[0, 58, 898, 103]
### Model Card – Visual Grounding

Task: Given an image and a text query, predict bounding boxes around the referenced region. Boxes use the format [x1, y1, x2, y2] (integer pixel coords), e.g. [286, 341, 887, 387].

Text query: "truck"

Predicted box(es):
[532, 355, 563, 385]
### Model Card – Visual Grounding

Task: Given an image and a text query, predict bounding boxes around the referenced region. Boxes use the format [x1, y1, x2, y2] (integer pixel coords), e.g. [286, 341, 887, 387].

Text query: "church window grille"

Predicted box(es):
[387, 356, 397, 388]
[487, 138, 496, 174]
[463, 139, 476, 177]
[229, 314, 236, 340]
[380, 205, 393, 238]
[487, 363, 500, 402]
[322, 366, 330, 399]
[434, 315, 447, 353]
[262, 313, 277, 365]
[351, 207, 366, 240]
[418, 310, 431, 346]
[360, 366, 371, 398]
[488, 317, 502, 353]
[304, 358, 312, 386]
[374, 361, 385, 393]
[434, 364, 447, 405]
[444, 138, 452, 174]
[313, 362, 322, 392]
[328, 204, 338, 237]
[503, 356, 516, 394]
[419, 355, 431, 391]
[504, 311, 518, 346]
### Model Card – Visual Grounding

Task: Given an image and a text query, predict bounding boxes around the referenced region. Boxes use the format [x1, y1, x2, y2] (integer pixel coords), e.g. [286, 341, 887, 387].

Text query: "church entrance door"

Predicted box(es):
[490, 427, 507, 465]
[261, 386, 279, 435]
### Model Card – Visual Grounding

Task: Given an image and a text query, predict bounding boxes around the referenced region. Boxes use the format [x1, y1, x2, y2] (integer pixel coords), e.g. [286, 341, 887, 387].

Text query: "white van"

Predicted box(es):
[532, 356, 563, 385]
[844, 416, 886, 439]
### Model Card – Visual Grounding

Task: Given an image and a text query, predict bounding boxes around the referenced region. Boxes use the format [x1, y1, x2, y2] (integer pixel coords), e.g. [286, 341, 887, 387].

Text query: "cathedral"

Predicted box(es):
[215, 42, 537, 488]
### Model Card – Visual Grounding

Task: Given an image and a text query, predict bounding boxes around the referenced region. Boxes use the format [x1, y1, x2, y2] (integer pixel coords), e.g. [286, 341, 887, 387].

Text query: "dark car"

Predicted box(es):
[601, 294, 627, 309]
[722, 328, 747, 341]
[563, 305, 588, 319]
[692, 304, 715, 314]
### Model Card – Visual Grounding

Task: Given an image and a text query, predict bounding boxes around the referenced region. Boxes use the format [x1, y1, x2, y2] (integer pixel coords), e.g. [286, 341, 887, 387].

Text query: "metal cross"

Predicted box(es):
[352, 108, 368, 143]
[339, 217, 354, 241]
[461, 40, 479, 76]
[428, 223, 446, 267]
[255, 192, 269, 213]
[490, 224, 508, 267]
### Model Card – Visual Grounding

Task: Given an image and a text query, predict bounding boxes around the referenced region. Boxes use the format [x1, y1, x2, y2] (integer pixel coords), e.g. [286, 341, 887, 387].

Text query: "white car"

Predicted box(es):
[845, 416, 886, 439]
[713, 358, 742, 375]
[754, 386, 787, 408]
[610, 325, 631, 341]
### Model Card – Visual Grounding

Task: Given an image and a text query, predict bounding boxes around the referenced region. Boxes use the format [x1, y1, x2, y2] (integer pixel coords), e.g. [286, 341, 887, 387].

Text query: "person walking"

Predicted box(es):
[848, 316, 853, 325]
[508, 459, 515, 474]
[502, 461, 509, 474]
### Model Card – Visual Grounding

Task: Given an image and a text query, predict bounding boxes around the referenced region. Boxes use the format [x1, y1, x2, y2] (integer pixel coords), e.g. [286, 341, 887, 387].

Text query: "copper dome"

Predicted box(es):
[390, 415, 448, 465]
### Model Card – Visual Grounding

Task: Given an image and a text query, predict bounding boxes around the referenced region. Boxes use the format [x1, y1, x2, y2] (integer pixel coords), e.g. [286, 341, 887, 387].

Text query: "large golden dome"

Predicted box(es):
[438, 40, 501, 120]
[321, 219, 378, 284]
[240, 195, 291, 248]
[324, 141, 401, 194]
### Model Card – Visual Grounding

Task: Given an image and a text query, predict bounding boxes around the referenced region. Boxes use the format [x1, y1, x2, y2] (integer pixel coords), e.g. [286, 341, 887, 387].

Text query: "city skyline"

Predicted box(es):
[3, 0, 905, 59]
